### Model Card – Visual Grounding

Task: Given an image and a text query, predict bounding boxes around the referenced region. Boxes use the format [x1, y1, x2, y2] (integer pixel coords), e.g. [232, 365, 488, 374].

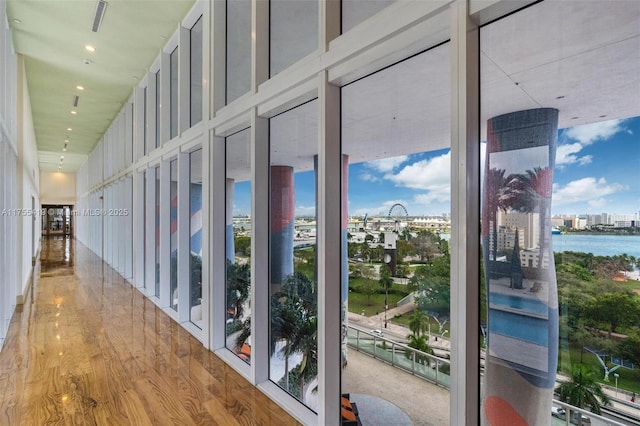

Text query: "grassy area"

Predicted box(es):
[347, 279, 409, 316]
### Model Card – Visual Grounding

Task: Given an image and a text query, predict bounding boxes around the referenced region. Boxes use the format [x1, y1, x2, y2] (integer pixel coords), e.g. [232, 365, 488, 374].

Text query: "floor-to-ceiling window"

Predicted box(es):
[225, 128, 252, 362]
[190, 16, 203, 126]
[155, 165, 161, 298]
[189, 149, 203, 327]
[269, 100, 319, 410]
[341, 41, 452, 424]
[170, 47, 179, 139]
[170, 158, 178, 310]
[480, 2, 640, 424]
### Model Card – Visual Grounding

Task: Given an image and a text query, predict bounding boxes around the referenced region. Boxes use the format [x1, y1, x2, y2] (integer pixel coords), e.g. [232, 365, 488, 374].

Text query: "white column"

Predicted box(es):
[251, 108, 269, 385]
[317, 0, 341, 424]
[210, 135, 226, 349]
[450, 1, 480, 425]
[134, 171, 145, 287]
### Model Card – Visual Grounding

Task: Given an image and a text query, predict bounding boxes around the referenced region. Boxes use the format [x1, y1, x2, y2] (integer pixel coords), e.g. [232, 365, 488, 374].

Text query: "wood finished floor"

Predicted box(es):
[0, 238, 300, 425]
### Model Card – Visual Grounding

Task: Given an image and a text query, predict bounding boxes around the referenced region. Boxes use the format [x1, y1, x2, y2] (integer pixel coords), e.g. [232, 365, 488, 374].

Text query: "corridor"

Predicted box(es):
[0, 238, 298, 425]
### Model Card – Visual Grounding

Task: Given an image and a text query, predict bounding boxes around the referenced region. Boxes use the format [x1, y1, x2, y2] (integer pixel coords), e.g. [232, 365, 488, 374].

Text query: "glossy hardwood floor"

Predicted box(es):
[0, 237, 299, 425]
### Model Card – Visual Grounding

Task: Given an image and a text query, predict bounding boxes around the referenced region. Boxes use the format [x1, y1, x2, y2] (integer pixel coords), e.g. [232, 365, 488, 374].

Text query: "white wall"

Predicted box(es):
[40, 171, 76, 205]
[16, 56, 41, 303]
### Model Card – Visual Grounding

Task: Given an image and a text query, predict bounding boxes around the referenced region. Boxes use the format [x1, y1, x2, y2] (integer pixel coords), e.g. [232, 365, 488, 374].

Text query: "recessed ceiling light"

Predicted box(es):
[13, 18, 22, 24]
[71, 111, 77, 115]
[67, 128, 72, 131]
[85, 45, 96, 52]
[61, 156, 64, 159]
[76, 86, 84, 91]
[63, 148, 67, 152]
[65, 139, 69, 143]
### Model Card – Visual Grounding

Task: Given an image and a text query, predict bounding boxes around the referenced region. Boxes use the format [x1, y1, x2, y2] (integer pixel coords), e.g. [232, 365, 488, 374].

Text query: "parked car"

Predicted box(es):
[370, 329, 384, 337]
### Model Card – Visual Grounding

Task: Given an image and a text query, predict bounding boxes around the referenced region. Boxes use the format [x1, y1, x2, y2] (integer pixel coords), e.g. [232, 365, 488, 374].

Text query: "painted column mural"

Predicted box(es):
[482, 108, 559, 425]
[270, 165, 295, 286]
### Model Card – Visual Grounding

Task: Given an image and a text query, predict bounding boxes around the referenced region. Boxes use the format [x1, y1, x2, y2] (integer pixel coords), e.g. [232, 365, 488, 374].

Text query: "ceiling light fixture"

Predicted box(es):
[76, 86, 84, 91]
[63, 148, 67, 152]
[92, 0, 108, 32]
[13, 18, 22, 24]
[67, 128, 72, 131]
[85, 45, 96, 52]
[71, 111, 77, 115]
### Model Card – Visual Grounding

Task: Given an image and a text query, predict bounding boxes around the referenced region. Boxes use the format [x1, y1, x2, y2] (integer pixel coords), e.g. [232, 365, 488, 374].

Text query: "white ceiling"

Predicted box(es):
[7, 0, 639, 177]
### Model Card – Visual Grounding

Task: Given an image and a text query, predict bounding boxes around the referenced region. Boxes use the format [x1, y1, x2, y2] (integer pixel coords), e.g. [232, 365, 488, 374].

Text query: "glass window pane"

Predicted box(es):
[155, 71, 161, 149]
[225, 128, 252, 362]
[190, 149, 203, 327]
[190, 17, 203, 125]
[341, 44, 452, 424]
[143, 86, 148, 154]
[342, 0, 395, 33]
[170, 47, 179, 139]
[155, 165, 161, 297]
[269, 100, 318, 409]
[142, 171, 147, 288]
[480, 2, 640, 423]
[170, 159, 178, 310]
[226, 0, 251, 103]
[270, 0, 317, 76]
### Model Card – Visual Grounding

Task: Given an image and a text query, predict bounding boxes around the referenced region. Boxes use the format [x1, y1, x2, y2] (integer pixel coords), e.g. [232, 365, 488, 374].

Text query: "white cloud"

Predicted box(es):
[387, 152, 450, 191]
[564, 119, 625, 145]
[553, 177, 627, 205]
[295, 205, 316, 216]
[351, 200, 408, 217]
[359, 172, 380, 183]
[364, 155, 409, 173]
[556, 143, 592, 166]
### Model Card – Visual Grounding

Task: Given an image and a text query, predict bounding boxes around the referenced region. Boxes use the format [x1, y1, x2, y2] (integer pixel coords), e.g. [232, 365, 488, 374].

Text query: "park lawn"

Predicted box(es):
[347, 278, 409, 316]
[558, 342, 640, 394]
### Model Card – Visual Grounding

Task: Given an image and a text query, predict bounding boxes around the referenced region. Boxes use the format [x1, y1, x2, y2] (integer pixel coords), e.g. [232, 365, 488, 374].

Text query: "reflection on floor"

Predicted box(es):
[0, 238, 299, 425]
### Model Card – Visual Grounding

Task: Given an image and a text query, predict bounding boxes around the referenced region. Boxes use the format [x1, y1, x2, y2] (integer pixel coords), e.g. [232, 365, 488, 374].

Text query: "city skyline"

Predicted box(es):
[232, 116, 639, 218]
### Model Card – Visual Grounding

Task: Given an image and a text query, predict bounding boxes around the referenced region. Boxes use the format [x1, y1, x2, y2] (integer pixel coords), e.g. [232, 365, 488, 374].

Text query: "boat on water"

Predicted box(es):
[551, 227, 562, 235]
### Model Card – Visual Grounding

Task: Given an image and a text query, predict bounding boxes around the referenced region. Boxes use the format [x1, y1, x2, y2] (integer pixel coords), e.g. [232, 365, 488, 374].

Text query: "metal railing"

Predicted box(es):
[347, 325, 628, 426]
[347, 326, 450, 388]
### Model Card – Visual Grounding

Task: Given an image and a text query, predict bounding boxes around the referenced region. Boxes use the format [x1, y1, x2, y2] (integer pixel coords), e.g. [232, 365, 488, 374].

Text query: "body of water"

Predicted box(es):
[551, 234, 640, 258]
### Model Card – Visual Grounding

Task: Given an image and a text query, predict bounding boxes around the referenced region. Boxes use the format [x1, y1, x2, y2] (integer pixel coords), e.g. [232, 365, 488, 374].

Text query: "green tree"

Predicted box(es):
[408, 310, 429, 337]
[556, 366, 611, 419]
[357, 279, 378, 305]
[587, 292, 640, 336]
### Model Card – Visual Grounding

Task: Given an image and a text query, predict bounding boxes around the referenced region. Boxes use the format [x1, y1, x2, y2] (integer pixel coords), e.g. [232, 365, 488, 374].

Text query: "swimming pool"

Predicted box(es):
[489, 292, 548, 316]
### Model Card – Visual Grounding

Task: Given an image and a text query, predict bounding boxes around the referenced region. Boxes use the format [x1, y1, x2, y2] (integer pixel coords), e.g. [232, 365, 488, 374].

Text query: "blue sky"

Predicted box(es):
[232, 116, 639, 218]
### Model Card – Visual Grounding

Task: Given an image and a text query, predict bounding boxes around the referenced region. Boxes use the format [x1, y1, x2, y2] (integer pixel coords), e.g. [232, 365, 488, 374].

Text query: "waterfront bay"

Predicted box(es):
[552, 233, 640, 258]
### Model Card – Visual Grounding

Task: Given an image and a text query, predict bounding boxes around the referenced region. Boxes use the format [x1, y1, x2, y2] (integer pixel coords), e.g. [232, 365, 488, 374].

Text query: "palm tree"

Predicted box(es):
[408, 310, 429, 338]
[510, 167, 553, 268]
[270, 272, 317, 397]
[556, 366, 611, 422]
[405, 333, 434, 365]
[484, 168, 512, 261]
